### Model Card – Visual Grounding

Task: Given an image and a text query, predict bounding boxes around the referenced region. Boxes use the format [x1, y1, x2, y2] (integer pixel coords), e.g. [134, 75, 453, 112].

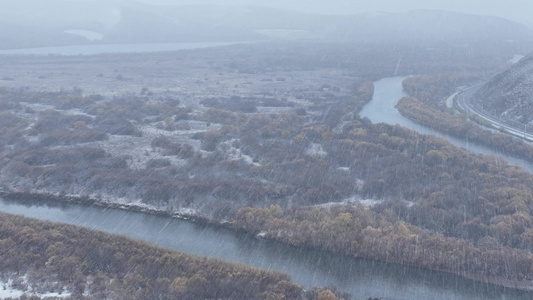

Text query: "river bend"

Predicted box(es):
[360, 76, 533, 173]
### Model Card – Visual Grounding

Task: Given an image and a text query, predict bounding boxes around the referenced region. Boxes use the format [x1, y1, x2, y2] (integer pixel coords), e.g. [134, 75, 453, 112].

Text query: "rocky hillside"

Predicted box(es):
[472, 53, 533, 124]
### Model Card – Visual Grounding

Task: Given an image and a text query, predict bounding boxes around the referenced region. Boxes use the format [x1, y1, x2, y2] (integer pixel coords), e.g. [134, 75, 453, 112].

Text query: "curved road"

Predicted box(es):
[454, 85, 533, 142]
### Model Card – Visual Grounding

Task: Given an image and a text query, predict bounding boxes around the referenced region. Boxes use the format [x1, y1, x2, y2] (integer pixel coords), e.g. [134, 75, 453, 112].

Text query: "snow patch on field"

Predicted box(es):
[0, 287, 24, 299]
[317, 197, 415, 209]
[139, 121, 220, 137]
[220, 139, 259, 165]
[0, 279, 71, 299]
[64, 29, 104, 41]
[317, 197, 382, 208]
[306, 143, 327, 158]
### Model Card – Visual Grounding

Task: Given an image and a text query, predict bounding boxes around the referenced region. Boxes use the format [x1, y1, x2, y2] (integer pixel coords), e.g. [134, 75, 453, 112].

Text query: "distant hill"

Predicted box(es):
[471, 53, 533, 124]
[326, 10, 533, 44]
[1, 1, 532, 49]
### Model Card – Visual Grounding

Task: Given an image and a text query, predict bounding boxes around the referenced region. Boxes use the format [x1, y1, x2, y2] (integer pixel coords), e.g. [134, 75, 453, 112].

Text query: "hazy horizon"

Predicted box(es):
[3, 0, 533, 49]
[132, 0, 533, 27]
[3, 0, 532, 30]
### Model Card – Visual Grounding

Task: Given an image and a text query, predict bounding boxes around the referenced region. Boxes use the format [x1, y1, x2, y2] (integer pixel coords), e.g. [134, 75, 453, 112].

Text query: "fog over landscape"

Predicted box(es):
[3, 1, 533, 300]
[70, 0, 533, 26]
[3, 0, 533, 49]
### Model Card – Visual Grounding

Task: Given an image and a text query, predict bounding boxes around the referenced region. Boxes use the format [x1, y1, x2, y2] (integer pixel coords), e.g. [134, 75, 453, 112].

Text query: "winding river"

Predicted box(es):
[1, 76, 533, 299]
[360, 76, 533, 173]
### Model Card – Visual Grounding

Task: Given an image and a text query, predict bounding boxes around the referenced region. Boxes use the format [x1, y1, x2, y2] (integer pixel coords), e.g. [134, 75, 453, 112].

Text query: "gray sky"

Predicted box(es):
[134, 0, 533, 27]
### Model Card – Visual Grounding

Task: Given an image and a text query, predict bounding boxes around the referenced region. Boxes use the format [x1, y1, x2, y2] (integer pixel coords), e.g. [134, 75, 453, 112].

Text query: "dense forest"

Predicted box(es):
[0, 212, 351, 300]
[231, 113, 533, 282]
[1, 37, 533, 293]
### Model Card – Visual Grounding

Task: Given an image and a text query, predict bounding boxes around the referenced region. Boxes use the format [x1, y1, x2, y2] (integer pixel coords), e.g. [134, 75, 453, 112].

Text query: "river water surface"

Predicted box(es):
[360, 76, 533, 173]
[0, 197, 531, 300]
[1, 76, 533, 299]
[0, 42, 238, 56]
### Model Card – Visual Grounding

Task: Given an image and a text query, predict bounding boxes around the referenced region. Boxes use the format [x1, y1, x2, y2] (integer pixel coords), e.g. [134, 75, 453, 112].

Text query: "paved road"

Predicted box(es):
[454, 85, 533, 142]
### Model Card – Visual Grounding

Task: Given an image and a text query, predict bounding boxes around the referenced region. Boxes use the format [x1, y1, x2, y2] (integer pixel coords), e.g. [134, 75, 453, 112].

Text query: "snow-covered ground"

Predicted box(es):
[305, 143, 327, 158]
[219, 138, 259, 166]
[316, 196, 415, 209]
[0, 279, 71, 299]
[64, 29, 104, 41]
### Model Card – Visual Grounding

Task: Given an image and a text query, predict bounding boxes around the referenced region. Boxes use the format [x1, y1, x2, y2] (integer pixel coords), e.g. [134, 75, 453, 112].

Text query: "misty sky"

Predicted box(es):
[134, 0, 533, 27]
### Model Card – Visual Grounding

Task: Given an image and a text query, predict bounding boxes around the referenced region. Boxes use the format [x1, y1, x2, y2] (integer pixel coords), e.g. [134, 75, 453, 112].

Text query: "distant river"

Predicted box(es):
[359, 76, 533, 173]
[0, 42, 238, 56]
